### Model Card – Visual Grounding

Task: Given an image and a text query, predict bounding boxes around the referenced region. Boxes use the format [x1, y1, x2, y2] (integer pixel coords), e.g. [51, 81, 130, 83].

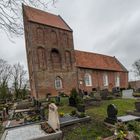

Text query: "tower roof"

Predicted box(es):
[23, 5, 72, 31]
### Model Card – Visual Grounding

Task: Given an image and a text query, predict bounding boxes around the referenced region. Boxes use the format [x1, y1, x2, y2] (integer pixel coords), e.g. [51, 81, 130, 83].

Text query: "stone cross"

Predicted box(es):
[48, 103, 60, 130]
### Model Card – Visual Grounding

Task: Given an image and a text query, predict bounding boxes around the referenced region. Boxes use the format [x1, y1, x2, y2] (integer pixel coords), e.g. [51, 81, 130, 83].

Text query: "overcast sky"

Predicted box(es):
[0, 0, 140, 81]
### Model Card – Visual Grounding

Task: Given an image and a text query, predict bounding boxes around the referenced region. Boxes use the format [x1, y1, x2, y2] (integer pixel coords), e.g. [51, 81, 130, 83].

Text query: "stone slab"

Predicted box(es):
[1, 123, 62, 140]
[117, 115, 140, 122]
[59, 115, 91, 127]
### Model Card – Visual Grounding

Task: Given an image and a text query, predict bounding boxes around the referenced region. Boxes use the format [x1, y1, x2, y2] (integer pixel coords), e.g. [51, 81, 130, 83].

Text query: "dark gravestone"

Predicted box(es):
[112, 87, 120, 97]
[32, 97, 36, 107]
[100, 89, 109, 100]
[135, 101, 140, 112]
[55, 96, 61, 105]
[40, 106, 45, 120]
[104, 104, 118, 124]
[69, 97, 76, 107]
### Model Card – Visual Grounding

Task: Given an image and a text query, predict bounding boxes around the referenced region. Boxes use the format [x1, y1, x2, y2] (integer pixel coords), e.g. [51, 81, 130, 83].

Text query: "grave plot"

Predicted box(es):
[4, 99, 47, 128]
[1, 103, 62, 140]
[104, 104, 140, 125]
[60, 114, 90, 127]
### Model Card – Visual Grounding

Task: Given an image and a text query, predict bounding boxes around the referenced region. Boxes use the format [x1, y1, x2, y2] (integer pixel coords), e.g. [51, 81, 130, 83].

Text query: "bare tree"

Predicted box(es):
[132, 59, 140, 79]
[12, 62, 27, 99]
[0, 0, 57, 38]
[0, 59, 12, 87]
[0, 59, 12, 101]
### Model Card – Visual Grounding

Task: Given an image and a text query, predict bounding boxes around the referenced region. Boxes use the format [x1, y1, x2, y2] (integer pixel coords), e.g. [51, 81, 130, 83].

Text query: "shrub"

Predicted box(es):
[106, 95, 115, 100]
[127, 121, 140, 136]
[77, 104, 85, 112]
[69, 88, 84, 107]
[59, 92, 68, 97]
[70, 110, 77, 116]
[100, 89, 109, 100]
[78, 112, 86, 118]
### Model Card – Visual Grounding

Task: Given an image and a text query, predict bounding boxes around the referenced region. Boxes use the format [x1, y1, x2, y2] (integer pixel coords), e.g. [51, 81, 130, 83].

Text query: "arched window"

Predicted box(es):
[37, 47, 46, 69]
[51, 49, 61, 69]
[115, 75, 120, 87]
[84, 73, 92, 86]
[36, 27, 44, 44]
[103, 73, 108, 86]
[55, 77, 63, 89]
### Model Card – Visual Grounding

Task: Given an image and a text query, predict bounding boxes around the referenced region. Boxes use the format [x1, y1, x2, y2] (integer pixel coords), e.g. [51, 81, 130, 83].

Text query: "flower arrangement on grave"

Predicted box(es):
[114, 123, 128, 139]
[41, 122, 55, 133]
[70, 110, 77, 116]
[59, 112, 64, 117]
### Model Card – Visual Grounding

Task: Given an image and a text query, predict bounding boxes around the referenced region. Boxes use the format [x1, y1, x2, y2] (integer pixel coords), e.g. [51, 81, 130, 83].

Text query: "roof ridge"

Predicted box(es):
[75, 49, 114, 58]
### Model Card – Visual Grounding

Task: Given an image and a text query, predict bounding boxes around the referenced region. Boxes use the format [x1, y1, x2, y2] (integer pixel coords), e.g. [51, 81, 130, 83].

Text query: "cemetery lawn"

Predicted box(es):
[58, 98, 136, 139]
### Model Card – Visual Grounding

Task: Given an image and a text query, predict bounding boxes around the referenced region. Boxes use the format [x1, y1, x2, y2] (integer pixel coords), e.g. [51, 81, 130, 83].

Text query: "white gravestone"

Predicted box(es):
[48, 103, 60, 131]
[122, 89, 134, 99]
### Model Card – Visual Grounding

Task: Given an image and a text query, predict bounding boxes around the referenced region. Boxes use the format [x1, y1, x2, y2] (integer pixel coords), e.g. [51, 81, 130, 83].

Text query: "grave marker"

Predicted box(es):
[104, 104, 118, 124]
[48, 103, 60, 130]
[122, 89, 134, 99]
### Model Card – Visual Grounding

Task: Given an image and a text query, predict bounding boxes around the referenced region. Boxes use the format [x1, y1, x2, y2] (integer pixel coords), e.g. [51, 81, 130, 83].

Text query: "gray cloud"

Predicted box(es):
[1, 0, 140, 80]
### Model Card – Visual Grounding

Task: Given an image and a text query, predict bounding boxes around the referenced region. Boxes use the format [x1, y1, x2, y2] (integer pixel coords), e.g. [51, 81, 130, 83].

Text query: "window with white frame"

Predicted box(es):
[103, 73, 108, 86]
[115, 75, 120, 87]
[84, 73, 92, 86]
[55, 77, 62, 89]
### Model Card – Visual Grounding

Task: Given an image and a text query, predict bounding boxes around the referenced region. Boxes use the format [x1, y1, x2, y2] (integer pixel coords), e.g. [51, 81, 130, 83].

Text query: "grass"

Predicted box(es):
[86, 99, 136, 120]
[58, 97, 136, 139]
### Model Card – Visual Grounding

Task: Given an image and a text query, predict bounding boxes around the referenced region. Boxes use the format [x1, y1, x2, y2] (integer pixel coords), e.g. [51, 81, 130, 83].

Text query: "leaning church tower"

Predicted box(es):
[23, 5, 77, 99]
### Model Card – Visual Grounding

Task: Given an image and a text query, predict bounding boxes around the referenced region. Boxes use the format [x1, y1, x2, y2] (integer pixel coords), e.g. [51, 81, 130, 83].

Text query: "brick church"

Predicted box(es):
[23, 5, 128, 99]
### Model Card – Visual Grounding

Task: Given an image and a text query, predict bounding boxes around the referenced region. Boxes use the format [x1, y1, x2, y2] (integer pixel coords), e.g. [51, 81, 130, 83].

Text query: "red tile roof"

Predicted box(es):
[23, 5, 72, 31]
[75, 50, 127, 72]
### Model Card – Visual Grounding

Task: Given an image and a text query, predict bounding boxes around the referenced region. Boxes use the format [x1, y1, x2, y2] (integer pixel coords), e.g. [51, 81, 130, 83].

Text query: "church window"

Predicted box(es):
[103, 73, 108, 86]
[115, 75, 120, 87]
[84, 73, 92, 86]
[55, 77, 63, 89]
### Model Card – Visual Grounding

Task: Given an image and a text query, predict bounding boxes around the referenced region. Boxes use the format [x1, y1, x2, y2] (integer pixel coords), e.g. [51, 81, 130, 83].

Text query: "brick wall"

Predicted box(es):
[77, 68, 128, 93]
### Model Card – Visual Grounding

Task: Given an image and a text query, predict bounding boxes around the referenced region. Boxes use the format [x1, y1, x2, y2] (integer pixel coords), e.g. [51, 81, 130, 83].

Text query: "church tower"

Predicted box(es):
[23, 5, 77, 98]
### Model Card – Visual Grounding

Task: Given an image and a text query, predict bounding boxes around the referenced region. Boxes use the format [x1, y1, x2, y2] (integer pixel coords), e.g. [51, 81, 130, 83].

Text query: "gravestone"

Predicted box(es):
[122, 89, 134, 99]
[135, 101, 140, 112]
[40, 106, 45, 120]
[48, 103, 60, 130]
[104, 104, 118, 124]
[55, 96, 61, 105]
[112, 87, 120, 96]
[100, 89, 109, 100]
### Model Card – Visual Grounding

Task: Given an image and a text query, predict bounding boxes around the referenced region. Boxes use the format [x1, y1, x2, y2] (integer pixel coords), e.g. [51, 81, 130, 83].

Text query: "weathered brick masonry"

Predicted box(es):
[23, 5, 128, 99]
